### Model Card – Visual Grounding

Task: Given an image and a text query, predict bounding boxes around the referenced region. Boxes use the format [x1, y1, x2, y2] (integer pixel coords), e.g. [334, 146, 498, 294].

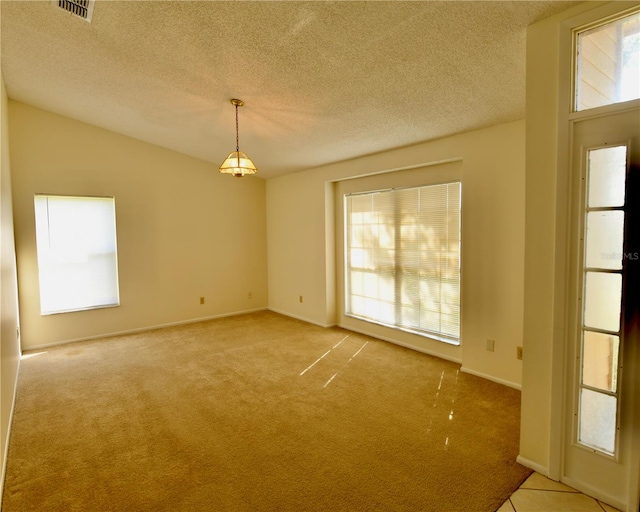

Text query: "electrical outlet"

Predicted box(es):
[200, 297, 205, 305]
[486, 339, 495, 352]
[299, 295, 303, 303]
[517, 346, 523, 360]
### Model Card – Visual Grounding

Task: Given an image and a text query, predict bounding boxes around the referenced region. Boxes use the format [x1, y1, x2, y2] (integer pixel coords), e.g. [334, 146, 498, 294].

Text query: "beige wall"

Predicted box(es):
[267, 120, 526, 388]
[0, 74, 21, 489]
[9, 101, 268, 350]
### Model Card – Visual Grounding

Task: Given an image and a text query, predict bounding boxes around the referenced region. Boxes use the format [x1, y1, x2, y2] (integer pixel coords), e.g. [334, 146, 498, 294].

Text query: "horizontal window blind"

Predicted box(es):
[345, 182, 461, 342]
[34, 195, 120, 315]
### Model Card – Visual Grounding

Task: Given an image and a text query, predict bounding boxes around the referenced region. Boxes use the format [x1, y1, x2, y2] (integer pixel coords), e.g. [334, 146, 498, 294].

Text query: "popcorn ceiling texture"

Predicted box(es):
[0, 1, 579, 178]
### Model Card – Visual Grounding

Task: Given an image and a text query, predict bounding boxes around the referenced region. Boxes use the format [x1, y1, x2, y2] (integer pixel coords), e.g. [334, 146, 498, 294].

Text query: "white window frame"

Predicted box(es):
[572, 7, 640, 113]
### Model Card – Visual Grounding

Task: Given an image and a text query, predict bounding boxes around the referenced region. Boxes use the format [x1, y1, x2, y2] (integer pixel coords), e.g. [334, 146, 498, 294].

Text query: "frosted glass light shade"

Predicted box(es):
[218, 151, 258, 177]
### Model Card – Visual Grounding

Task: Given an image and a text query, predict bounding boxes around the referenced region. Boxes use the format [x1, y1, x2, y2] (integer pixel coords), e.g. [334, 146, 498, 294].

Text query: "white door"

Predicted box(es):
[564, 106, 640, 512]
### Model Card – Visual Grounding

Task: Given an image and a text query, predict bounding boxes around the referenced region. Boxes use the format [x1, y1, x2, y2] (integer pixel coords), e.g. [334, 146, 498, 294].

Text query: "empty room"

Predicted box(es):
[0, 1, 639, 511]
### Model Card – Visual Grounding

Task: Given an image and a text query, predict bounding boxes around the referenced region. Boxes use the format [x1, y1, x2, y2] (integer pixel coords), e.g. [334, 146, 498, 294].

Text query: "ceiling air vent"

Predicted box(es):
[54, 0, 94, 22]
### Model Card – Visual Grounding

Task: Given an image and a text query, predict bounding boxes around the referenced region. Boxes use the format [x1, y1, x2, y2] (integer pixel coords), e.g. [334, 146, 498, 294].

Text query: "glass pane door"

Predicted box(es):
[564, 62, 639, 512]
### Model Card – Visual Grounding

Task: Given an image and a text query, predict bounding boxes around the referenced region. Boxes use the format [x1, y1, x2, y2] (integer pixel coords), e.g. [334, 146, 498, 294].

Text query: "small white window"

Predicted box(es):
[574, 10, 640, 111]
[34, 195, 120, 315]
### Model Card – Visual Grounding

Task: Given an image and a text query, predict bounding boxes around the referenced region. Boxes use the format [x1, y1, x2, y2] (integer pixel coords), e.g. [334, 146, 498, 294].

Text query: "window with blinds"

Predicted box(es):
[34, 194, 120, 315]
[344, 182, 461, 343]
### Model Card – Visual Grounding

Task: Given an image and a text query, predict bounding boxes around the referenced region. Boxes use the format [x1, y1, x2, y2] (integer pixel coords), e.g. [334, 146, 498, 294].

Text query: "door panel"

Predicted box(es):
[564, 107, 639, 511]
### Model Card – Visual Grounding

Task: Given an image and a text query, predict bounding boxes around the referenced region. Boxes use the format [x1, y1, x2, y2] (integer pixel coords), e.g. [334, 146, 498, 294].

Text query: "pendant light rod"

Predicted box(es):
[231, 98, 243, 152]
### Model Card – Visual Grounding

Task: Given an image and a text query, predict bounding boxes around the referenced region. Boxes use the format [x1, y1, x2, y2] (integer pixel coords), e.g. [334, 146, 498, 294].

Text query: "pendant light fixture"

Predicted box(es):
[218, 98, 258, 177]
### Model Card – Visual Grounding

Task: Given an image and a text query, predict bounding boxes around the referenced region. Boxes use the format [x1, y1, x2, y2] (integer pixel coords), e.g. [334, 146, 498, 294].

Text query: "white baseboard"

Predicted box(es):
[460, 366, 522, 390]
[1, 356, 21, 509]
[267, 308, 335, 328]
[516, 455, 549, 476]
[337, 323, 462, 364]
[25, 307, 269, 351]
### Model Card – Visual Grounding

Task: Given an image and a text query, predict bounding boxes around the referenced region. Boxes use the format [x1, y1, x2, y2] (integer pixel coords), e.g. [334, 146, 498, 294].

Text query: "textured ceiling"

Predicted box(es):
[1, 0, 580, 179]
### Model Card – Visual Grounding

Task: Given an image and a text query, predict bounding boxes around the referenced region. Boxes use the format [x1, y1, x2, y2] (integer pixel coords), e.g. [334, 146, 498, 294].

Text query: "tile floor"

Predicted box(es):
[497, 472, 622, 512]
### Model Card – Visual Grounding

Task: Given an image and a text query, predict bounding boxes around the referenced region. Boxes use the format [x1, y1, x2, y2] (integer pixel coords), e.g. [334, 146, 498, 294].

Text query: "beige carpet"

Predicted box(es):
[2, 311, 531, 511]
